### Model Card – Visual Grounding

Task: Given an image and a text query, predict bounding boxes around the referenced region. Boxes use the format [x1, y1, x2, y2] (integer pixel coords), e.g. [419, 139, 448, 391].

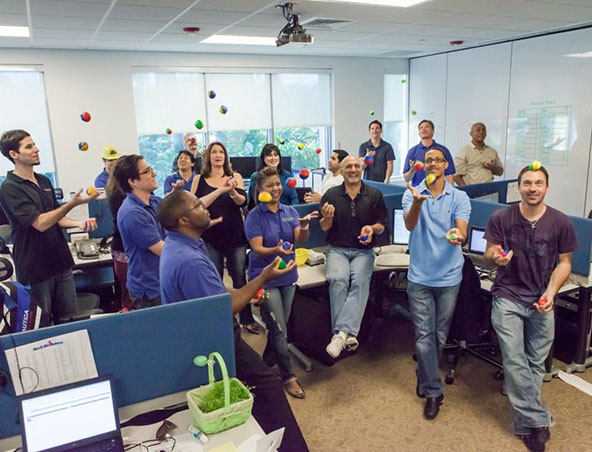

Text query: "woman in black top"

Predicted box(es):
[190, 142, 260, 333]
[106, 173, 131, 309]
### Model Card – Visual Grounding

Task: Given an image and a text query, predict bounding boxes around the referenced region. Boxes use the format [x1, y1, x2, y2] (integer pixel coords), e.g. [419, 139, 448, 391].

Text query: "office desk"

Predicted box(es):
[71, 246, 115, 291]
[121, 392, 264, 451]
[0, 390, 264, 452]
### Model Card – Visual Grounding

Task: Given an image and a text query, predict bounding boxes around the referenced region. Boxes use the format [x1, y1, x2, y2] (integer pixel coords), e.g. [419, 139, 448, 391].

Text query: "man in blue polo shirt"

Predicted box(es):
[94, 145, 120, 189]
[157, 190, 309, 452]
[114, 155, 166, 309]
[402, 147, 471, 421]
[358, 120, 395, 183]
[403, 119, 455, 186]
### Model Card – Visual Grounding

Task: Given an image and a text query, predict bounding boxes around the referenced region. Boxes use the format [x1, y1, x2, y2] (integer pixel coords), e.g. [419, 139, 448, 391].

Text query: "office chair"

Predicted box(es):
[443, 256, 504, 384]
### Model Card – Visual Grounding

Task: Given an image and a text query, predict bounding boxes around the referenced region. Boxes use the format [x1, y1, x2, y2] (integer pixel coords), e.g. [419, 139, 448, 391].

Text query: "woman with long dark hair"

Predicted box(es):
[106, 172, 132, 310]
[189, 141, 260, 333]
[247, 143, 298, 208]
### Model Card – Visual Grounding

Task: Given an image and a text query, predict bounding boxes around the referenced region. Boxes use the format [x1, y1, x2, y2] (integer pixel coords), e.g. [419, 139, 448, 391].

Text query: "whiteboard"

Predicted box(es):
[408, 54, 447, 150]
[506, 28, 592, 216]
[444, 43, 512, 173]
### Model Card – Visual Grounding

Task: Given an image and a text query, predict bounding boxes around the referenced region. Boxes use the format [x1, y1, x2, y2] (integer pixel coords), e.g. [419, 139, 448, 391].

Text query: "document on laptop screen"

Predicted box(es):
[5, 330, 98, 395]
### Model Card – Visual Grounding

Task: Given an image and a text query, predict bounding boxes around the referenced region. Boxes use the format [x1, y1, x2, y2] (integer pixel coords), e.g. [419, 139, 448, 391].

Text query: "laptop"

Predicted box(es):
[392, 209, 410, 246]
[467, 226, 488, 267]
[19, 375, 124, 452]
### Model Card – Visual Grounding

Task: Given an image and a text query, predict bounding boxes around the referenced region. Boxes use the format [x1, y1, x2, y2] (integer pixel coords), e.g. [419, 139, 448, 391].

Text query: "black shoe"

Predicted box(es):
[522, 427, 550, 452]
[416, 379, 425, 398]
[423, 394, 444, 420]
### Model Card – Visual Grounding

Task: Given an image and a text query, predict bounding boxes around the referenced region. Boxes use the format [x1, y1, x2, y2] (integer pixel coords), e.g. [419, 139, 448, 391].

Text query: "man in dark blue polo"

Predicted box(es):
[0, 129, 99, 326]
[157, 190, 309, 452]
[358, 120, 395, 183]
[403, 119, 455, 186]
[114, 155, 166, 309]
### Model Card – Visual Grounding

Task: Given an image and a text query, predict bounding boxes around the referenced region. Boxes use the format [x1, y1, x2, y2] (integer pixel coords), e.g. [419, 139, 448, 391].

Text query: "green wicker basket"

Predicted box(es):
[186, 352, 253, 435]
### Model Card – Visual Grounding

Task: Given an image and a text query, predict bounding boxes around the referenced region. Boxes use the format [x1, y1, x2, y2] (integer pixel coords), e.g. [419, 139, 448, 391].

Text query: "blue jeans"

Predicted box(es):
[407, 281, 460, 398]
[491, 296, 554, 435]
[259, 285, 296, 384]
[206, 244, 252, 324]
[30, 269, 78, 326]
[325, 246, 374, 336]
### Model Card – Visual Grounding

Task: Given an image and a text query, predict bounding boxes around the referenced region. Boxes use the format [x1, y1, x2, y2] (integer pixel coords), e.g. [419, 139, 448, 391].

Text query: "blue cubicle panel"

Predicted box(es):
[89, 197, 114, 239]
[457, 179, 518, 204]
[469, 200, 592, 277]
[0, 294, 235, 439]
[364, 180, 406, 194]
[293, 203, 327, 249]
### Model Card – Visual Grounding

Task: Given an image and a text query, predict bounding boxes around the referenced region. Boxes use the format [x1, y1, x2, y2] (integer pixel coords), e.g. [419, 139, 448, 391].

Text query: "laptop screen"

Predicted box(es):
[20, 376, 119, 452]
[469, 227, 487, 255]
[392, 209, 410, 245]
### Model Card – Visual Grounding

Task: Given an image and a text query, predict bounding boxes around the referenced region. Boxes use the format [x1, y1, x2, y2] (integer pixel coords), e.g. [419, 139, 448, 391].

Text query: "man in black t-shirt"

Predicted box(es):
[484, 165, 577, 452]
[0, 129, 99, 326]
[320, 155, 387, 359]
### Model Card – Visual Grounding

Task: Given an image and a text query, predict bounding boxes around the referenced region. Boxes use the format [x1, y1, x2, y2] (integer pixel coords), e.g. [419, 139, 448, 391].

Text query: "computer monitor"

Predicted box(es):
[392, 209, 410, 245]
[473, 192, 499, 203]
[468, 226, 487, 255]
[229, 156, 292, 179]
[19, 375, 123, 452]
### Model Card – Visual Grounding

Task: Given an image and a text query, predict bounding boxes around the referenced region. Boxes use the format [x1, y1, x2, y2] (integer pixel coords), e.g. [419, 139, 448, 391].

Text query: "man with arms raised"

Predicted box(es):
[0, 129, 98, 325]
[157, 190, 309, 452]
[484, 164, 576, 452]
[403, 147, 471, 420]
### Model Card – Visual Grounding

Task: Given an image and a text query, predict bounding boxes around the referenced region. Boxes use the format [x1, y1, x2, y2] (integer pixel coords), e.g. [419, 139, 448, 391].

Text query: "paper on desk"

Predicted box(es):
[5, 329, 98, 395]
[238, 428, 284, 452]
[66, 204, 90, 233]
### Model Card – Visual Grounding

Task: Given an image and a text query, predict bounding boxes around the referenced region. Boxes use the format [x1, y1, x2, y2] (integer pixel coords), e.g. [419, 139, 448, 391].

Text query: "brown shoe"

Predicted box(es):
[284, 380, 305, 399]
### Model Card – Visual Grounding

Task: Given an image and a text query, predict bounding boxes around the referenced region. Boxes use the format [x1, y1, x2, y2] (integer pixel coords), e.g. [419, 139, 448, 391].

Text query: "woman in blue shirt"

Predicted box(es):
[247, 144, 298, 209]
[245, 167, 318, 399]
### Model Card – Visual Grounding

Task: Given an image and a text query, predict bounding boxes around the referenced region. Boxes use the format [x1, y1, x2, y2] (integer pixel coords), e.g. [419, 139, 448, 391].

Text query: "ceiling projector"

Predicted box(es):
[276, 3, 314, 47]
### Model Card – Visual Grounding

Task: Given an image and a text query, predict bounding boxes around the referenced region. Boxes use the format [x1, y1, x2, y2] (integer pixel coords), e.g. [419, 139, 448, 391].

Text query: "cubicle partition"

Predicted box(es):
[0, 295, 235, 439]
[457, 179, 518, 204]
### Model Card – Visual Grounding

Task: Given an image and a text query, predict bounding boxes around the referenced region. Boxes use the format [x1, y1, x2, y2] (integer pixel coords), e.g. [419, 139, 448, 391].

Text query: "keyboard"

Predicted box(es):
[375, 253, 410, 268]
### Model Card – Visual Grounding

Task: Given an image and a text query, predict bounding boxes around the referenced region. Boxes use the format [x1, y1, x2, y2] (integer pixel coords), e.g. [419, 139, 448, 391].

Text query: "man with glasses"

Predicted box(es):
[115, 155, 233, 309]
[403, 119, 455, 186]
[114, 155, 167, 309]
[320, 155, 387, 358]
[403, 147, 471, 420]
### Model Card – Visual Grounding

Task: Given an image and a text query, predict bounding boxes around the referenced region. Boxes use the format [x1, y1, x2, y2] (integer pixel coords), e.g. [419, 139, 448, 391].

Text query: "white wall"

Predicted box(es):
[0, 49, 407, 194]
[409, 27, 592, 216]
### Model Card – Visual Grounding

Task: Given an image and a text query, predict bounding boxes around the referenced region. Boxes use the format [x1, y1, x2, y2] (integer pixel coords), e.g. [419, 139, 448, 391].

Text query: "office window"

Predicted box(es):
[132, 70, 333, 187]
[272, 73, 331, 171]
[0, 70, 56, 186]
[383, 74, 408, 179]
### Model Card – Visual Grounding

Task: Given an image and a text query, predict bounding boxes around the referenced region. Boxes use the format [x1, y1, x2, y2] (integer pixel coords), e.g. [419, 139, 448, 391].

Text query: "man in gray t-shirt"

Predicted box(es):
[484, 164, 577, 452]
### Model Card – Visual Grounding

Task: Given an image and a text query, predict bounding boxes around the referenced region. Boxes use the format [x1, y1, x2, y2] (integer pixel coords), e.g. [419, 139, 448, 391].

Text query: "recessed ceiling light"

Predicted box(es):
[201, 35, 277, 45]
[308, 0, 430, 7]
[565, 51, 592, 58]
[0, 26, 30, 38]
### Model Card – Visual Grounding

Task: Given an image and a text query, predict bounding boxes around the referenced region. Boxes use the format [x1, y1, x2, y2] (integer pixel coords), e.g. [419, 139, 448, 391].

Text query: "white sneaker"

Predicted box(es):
[326, 332, 347, 358]
[344, 334, 359, 351]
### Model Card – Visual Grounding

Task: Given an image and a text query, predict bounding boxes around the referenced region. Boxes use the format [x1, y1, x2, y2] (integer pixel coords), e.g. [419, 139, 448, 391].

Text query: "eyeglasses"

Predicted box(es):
[424, 157, 446, 164]
[350, 200, 357, 218]
[181, 201, 204, 217]
[139, 166, 154, 176]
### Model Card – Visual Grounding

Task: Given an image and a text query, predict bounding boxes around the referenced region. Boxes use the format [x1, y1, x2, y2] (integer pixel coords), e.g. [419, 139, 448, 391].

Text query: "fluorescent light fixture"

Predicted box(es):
[0, 26, 30, 37]
[565, 51, 592, 58]
[201, 35, 276, 46]
[308, 0, 430, 7]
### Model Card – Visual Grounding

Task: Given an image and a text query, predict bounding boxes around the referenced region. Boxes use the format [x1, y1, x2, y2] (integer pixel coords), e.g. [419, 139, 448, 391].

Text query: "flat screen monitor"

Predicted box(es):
[473, 192, 499, 203]
[392, 209, 410, 245]
[229, 156, 292, 179]
[469, 226, 487, 255]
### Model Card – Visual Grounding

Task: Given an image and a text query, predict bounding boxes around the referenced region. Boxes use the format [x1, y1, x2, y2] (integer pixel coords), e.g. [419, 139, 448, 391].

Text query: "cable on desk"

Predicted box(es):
[9, 332, 39, 394]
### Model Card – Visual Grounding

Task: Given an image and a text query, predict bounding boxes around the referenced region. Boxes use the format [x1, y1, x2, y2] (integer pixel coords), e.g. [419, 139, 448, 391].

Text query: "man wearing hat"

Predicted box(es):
[94, 145, 121, 189]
